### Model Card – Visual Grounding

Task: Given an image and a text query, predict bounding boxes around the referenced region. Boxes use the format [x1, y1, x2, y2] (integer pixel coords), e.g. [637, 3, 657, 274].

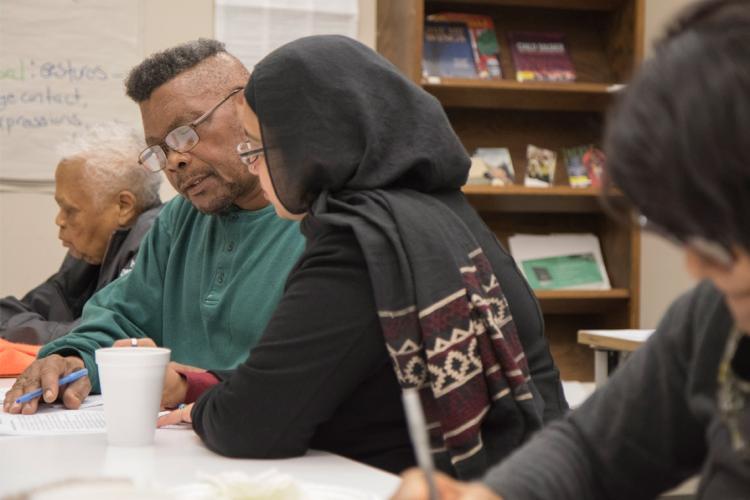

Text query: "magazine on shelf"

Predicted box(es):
[562, 144, 606, 188]
[422, 20, 477, 79]
[508, 31, 575, 82]
[524, 144, 556, 187]
[472, 147, 514, 185]
[508, 233, 611, 291]
[427, 13, 502, 79]
[562, 145, 591, 188]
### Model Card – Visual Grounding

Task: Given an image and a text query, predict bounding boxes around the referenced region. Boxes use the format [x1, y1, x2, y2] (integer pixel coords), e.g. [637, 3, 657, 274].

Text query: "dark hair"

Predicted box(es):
[125, 38, 227, 102]
[604, 0, 750, 250]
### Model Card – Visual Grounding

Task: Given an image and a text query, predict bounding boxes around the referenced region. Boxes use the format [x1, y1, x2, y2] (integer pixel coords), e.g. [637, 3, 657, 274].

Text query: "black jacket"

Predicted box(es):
[485, 281, 750, 499]
[0, 205, 162, 344]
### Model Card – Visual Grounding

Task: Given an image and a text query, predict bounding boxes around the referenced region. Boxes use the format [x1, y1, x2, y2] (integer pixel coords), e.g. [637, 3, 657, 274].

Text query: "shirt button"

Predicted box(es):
[227, 242, 235, 252]
[217, 272, 225, 284]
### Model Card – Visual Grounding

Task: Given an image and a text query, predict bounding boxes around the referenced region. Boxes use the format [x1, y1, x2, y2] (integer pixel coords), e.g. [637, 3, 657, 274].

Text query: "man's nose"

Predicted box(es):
[165, 149, 190, 171]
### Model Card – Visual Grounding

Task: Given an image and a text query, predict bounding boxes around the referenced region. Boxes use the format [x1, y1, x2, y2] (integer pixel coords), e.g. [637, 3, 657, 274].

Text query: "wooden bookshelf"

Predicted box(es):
[377, 0, 644, 381]
[423, 79, 618, 111]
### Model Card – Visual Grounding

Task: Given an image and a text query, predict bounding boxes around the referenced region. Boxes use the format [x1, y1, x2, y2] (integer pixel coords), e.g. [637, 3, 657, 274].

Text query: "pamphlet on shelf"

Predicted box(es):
[562, 145, 595, 188]
[473, 147, 514, 186]
[581, 146, 605, 188]
[524, 145, 556, 187]
[508, 233, 611, 290]
[467, 157, 491, 185]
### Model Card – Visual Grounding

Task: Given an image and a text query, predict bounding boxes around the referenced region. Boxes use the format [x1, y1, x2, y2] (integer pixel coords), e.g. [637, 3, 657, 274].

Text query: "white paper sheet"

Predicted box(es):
[215, 0, 359, 71]
[0, 388, 105, 435]
[0, 409, 105, 435]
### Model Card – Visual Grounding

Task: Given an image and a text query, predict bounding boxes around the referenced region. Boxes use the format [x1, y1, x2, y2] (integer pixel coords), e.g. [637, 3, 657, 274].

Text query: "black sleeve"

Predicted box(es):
[191, 229, 385, 458]
[0, 255, 98, 344]
[483, 284, 713, 500]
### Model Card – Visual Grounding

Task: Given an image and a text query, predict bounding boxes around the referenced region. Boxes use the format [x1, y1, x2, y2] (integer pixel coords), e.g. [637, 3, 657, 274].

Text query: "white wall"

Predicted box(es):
[639, 0, 698, 328]
[0, 0, 698, 327]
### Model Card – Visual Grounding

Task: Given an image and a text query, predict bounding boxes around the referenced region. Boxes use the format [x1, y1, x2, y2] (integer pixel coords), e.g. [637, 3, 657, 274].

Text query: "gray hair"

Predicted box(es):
[125, 39, 228, 102]
[56, 123, 162, 211]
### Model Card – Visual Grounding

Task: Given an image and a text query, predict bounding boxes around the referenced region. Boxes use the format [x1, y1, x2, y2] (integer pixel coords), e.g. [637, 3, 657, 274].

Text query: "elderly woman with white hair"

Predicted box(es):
[1, 123, 163, 345]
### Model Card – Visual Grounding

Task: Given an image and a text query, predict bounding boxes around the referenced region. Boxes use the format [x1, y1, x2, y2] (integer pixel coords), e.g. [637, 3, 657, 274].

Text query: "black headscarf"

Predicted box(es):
[246, 35, 541, 478]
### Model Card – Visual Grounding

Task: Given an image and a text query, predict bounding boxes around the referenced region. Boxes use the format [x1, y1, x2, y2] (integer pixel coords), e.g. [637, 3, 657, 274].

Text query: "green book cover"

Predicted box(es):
[521, 252, 605, 290]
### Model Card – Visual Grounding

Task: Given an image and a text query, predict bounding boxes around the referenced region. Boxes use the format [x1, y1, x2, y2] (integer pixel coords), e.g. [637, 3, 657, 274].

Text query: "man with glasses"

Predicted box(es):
[4, 39, 305, 414]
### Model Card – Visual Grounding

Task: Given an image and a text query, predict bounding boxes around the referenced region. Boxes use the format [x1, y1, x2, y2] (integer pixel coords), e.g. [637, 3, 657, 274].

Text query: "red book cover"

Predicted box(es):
[508, 32, 575, 82]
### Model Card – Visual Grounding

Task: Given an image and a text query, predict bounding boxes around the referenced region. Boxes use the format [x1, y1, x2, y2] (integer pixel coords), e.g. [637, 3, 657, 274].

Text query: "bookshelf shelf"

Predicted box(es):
[436, 0, 625, 11]
[422, 79, 617, 111]
[461, 186, 620, 213]
[536, 289, 630, 314]
[377, 0, 644, 381]
[462, 185, 608, 196]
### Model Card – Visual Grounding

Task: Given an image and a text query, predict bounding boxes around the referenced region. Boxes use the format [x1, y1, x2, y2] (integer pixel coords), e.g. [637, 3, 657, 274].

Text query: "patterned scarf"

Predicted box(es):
[312, 189, 541, 478]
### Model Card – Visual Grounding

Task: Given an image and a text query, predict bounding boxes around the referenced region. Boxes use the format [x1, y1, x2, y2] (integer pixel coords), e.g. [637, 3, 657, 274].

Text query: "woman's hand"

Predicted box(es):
[390, 468, 502, 500]
[157, 402, 194, 427]
[112, 338, 206, 409]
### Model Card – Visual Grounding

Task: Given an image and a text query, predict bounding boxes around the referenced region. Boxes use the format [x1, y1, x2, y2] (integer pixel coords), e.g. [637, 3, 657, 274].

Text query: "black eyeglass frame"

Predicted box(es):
[236, 141, 265, 170]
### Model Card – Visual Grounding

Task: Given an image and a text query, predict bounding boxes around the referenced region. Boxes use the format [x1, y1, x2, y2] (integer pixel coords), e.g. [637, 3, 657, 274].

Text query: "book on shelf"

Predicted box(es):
[467, 157, 491, 185]
[524, 144, 556, 187]
[562, 145, 606, 188]
[422, 20, 477, 79]
[472, 147, 514, 186]
[508, 233, 611, 291]
[582, 146, 605, 188]
[508, 31, 576, 82]
[427, 13, 502, 79]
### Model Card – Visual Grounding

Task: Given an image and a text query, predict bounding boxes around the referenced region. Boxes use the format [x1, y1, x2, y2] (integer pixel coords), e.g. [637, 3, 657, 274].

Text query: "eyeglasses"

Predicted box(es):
[636, 214, 735, 269]
[236, 140, 265, 173]
[138, 87, 243, 173]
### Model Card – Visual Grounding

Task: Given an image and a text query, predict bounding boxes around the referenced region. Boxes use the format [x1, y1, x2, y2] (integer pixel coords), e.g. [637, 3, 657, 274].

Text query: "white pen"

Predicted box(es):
[402, 388, 438, 500]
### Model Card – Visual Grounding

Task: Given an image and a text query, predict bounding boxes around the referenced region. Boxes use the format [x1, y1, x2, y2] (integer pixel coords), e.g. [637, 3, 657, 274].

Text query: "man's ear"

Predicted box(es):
[117, 190, 138, 226]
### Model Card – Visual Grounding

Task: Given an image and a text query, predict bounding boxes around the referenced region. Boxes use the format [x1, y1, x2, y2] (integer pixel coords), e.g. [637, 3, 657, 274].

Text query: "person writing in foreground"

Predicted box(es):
[3, 40, 305, 415]
[158, 35, 567, 477]
[391, 0, 750, 497]
[1, 123, 162, 345]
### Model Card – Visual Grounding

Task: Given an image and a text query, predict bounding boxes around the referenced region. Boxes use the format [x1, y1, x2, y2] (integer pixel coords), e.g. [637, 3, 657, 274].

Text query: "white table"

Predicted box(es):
[0, 379, 399, 498]
[577, 329, 654, 387]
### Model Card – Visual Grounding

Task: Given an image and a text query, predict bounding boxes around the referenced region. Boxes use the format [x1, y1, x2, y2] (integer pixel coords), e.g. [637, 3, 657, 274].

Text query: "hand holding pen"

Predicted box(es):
[395, 388, 502, 500]
[15, 368, 88, 404]
[3, 355, 92, 414]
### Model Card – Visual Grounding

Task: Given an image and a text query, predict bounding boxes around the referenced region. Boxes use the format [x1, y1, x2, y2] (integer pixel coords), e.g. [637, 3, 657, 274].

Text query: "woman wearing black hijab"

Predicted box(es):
[165, 35, 566, 478]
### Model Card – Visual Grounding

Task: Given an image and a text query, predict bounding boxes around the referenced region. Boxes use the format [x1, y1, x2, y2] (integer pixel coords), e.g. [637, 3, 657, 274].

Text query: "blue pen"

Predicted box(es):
[14, 368, 89, 404]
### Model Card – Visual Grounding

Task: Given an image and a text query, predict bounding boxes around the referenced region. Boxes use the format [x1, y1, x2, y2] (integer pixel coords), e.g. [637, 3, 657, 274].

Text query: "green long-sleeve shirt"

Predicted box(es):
[39, 196, 305, 392]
